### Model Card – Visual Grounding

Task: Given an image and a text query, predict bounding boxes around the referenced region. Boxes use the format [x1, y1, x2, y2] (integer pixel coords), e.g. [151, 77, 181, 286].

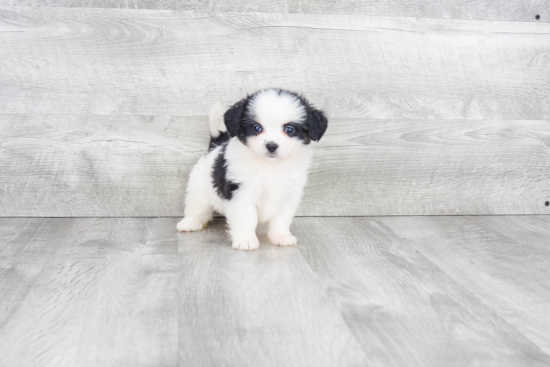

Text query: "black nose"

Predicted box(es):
[266, 142, 278, 153]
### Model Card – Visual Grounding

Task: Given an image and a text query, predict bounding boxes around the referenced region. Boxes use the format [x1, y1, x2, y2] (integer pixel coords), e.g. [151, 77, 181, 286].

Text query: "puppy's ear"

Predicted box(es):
[224, 98, 247, 137]
[307, 107, 328, 142]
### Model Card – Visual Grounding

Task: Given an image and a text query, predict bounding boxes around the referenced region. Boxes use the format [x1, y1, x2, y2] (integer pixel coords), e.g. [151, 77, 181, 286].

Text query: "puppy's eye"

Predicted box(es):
[284, 125, 296, 136]
[252, 124, 263, 134]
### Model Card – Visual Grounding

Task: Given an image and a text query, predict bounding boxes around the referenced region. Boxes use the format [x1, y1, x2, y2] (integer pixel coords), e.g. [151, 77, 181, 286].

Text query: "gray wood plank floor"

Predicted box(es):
[1, 216, 549, 366]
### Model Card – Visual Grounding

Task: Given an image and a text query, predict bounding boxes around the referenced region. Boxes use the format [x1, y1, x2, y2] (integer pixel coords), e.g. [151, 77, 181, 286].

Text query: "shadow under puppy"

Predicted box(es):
[177, 88, 328, 250]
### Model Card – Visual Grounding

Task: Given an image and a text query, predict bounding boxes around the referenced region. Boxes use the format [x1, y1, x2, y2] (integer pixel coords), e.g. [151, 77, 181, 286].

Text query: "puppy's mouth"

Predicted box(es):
[267, 152, 279, 158]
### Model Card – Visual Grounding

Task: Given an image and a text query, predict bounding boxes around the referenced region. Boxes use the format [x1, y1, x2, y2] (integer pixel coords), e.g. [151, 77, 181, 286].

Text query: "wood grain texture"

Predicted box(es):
[293, 216, 550, 367]
[1, 115, 549, 216]
[1, 8, 549, 120]
[379, 216, 550, 354]
[1, 8, 549, 216]
[0, 218, 72, 327]
[2, 217, 550, 366]
[0, 114, 206, 217]
[0, 218, 179, 367]
[304, 119, 550, 216]
[177, 218, 366, 366]
[0, 0, 548, 23]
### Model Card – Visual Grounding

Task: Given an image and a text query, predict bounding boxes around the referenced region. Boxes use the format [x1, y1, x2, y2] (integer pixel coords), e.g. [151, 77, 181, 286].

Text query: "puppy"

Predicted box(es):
[177, 88, 328, 250]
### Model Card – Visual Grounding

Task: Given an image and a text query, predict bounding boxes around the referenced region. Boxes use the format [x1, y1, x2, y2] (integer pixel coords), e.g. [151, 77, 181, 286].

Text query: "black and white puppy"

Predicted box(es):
[177, 88, 328, 250]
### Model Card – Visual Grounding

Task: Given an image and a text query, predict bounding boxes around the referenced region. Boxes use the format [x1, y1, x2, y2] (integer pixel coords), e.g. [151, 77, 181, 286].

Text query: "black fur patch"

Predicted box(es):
[223, 88, 328, 147]
[224, 98, 248, 138]
[284, 123, 310, 144]
[274, 89, 327, 142]
[208, 131, 230, 151]
[212, 145, 240, 200]
[237, 117, 263, 145]
[306, 106, 328, 142]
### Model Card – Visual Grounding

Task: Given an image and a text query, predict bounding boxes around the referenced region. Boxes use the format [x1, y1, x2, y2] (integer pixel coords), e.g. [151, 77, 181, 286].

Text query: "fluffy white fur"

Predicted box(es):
[177, 89, 322, 251]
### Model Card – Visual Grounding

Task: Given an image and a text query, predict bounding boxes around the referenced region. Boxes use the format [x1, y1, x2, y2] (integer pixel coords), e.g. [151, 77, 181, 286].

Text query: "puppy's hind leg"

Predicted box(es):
[176, 194, 213, 232]
[177, 164, 213, 232]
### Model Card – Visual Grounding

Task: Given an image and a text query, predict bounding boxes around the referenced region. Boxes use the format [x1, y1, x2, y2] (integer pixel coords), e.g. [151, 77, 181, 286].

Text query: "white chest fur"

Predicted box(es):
[225, 138, 312, 222]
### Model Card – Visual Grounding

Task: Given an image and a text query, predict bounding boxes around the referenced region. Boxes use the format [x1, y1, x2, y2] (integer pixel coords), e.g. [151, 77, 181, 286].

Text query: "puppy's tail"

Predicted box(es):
[209, 101, 226, 138]
[208, 101, 230, 151]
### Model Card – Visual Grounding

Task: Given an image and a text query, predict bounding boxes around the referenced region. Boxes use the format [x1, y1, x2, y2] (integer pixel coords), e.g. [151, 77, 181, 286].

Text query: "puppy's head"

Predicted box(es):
[223, 89, 328, 160]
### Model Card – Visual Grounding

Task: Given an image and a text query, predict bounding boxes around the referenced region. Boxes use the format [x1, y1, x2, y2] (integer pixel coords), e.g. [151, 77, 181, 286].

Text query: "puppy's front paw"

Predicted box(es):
[232, 236, 260, 251]
[177, 217, 204, 232]
[268, 231, 297, 247]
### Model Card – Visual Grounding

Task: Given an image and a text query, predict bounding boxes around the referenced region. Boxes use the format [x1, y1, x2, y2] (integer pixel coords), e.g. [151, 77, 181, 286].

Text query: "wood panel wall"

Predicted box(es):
[1, 6, 549, 216]
[0, 1, 548, 22]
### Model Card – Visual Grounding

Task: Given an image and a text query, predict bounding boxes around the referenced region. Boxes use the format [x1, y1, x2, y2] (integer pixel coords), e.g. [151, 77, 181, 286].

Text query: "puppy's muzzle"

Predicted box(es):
[266, 142, 278, 153]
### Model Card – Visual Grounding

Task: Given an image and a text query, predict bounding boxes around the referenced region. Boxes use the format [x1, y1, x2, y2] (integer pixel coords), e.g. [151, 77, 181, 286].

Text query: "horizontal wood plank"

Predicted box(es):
[1, 115, 548, 216]
[304, 118, 550, 216]
[0, 0, 547, 23]
[0, 9, 549, 119]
